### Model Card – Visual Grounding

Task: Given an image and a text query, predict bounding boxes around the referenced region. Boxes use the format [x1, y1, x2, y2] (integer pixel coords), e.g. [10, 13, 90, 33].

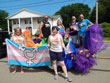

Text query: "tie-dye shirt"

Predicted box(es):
[78, 19, 91, 36]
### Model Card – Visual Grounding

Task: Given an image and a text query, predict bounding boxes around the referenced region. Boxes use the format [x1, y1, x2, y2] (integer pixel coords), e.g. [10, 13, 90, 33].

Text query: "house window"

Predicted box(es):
[38, 19, 41, 24]
[13, 20, 19, 25]
[29, 20, 31, 24]
[38, 18, 43, 24]
[24, 19, 31, 24]
[25, 20, 28, 24]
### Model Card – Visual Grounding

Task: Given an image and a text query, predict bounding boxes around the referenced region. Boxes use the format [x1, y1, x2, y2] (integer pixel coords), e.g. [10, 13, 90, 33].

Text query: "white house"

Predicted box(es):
[6, 9, 62, 35]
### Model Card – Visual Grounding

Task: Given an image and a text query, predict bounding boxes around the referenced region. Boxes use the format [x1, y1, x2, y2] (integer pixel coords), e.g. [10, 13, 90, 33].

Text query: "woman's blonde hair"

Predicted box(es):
[57, 19, 65, 30]
[14, 27, 22, 36]
[57, 19, 63, 25]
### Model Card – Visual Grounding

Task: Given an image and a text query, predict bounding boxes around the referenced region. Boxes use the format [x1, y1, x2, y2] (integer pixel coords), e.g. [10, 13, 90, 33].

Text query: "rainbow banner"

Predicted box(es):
[6, 39, 51, 67]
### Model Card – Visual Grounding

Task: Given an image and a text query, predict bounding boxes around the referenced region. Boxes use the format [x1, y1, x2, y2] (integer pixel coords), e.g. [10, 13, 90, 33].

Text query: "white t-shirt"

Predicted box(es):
[49, 34, 62, 52]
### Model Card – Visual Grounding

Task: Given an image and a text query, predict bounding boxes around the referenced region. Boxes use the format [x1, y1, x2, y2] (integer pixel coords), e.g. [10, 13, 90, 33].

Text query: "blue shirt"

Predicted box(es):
[78, 19, 91, 36]
[57, 26, 65, 36]
[57, 26, 65, 33]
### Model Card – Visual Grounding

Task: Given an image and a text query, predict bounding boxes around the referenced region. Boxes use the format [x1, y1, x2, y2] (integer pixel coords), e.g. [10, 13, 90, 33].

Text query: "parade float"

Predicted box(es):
[6, 24, 107, 74]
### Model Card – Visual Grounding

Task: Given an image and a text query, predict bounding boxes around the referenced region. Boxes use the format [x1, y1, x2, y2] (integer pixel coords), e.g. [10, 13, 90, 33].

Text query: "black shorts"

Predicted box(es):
[50, 50, 64, 61]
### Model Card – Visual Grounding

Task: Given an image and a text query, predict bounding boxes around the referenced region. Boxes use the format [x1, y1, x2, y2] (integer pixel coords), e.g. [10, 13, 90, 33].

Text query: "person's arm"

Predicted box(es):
[85, 19, 93, 32]
[85, 26, 89, 32]
[87, 19, 93, 26]
[62, 24, 66, 32]
[60, 34, 68, 53]
[35, 26, 40, 34]
[89, 22, 93, 25]
[10, 35, 14, 41]
[23, 36, 26, 46]
[47, 36, 51, 48]
[39, 21, 44, 37]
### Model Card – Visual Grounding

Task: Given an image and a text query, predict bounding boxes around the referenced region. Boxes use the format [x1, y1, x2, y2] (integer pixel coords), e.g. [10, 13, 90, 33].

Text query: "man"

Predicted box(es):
[78, 14, 93, 48]
[39, 15, 51, 44]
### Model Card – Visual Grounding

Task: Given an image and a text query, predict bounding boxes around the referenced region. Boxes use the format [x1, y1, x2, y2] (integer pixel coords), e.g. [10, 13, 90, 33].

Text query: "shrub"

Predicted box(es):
[100, 22, 110, 37]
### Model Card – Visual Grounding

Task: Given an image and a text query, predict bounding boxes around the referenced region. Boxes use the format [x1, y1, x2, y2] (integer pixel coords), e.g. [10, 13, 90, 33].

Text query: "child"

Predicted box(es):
[33, 34, 42, 47]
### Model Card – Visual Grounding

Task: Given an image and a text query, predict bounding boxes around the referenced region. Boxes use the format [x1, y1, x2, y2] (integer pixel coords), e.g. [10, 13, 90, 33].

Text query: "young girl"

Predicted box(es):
[10, 27, 25, 74]
[48, 26, 72, 82]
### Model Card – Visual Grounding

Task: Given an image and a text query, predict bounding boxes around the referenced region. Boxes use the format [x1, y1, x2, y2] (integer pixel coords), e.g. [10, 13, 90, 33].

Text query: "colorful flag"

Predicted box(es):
[65, 42, 76, 54]
[6, 39, 51, 67]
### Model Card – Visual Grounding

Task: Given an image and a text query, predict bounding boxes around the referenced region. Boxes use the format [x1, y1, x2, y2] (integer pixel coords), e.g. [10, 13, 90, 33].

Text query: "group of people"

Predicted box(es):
[10, 14, 93, 82]
[38, 14, 93, 48]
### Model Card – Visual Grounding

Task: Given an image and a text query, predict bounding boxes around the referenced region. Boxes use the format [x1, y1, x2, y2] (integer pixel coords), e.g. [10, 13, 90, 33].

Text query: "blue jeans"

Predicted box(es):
[69, 35, 78, 44]
[79, 35, 85, 48]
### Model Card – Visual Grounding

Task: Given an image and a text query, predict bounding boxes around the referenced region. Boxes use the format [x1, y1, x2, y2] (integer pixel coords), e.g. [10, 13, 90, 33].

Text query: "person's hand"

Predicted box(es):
[5, 38, 6, 42]
[65, 49, 68, 54]
[41, 33, 44, 38]
[85, 29, 87, 32]
[85, 26, 88, 32]
[70, 26, 73, 29]
[47, 44, 50, 48]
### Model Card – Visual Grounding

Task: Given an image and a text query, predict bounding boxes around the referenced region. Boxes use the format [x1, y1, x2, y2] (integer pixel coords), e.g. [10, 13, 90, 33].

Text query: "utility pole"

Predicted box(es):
[96, 0, 98, 24]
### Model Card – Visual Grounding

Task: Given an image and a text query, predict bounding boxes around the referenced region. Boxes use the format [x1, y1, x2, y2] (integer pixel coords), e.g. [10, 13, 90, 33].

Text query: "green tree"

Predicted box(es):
[55, 3, 91, 28]
[0, 10, 8, 30]
[89, 6, 96, 23]
[90, 0, 110, 23]
[98, 4, 106, 23]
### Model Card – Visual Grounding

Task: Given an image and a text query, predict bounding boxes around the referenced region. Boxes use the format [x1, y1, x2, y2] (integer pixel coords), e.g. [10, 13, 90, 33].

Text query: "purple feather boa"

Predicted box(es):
[74, 48, 97, 74]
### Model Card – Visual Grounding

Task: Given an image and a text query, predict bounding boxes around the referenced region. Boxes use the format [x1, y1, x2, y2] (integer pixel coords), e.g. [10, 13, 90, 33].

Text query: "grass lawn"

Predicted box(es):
[103, 37, 110, 41]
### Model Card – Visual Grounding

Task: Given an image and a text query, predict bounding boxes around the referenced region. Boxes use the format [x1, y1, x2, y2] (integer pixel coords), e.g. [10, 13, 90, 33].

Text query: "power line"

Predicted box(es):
[3, 0, 75, 10]
[0, 0, 22, 3]
[0, 0, 53, 8]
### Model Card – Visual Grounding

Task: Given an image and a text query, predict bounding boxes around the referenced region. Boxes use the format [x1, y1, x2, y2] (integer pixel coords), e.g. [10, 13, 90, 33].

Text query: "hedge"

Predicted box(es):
[100, 22, 110, 37]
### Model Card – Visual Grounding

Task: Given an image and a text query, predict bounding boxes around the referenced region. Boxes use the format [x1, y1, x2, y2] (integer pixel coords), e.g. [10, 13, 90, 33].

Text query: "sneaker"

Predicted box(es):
[54, 74, 59, 80]
[65, 76, 72, 82]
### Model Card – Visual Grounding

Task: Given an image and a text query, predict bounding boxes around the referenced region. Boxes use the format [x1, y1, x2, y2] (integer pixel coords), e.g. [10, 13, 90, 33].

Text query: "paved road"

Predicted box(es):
[0, 44, 110, 83]
[97, 43, 110, 57]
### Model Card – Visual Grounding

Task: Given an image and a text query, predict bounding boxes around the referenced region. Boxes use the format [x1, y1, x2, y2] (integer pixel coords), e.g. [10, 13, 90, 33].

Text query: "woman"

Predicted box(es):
[48, 26, 72, 82]
[57, 19, 65, 39]
[69, 16, 79, 47]
[10, 27, 25, 74]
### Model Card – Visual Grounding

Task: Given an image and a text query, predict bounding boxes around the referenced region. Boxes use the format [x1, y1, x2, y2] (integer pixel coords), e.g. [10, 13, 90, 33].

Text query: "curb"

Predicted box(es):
[97, 57, 110, 59]
[104, 41, 110, 43]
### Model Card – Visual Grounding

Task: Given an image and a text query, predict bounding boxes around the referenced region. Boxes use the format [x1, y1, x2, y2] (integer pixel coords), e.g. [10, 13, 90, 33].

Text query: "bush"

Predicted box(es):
[100, 22, 110, 37]
[100, 22, 110, 27]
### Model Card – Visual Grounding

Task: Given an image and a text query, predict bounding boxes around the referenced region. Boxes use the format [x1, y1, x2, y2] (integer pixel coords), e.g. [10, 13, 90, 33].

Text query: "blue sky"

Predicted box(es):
[0, 0, 96, 16]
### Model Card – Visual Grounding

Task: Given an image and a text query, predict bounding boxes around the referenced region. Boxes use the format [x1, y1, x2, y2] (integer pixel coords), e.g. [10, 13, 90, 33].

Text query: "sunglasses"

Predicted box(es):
[80, 17, 84, 18]
[45, 18, 48, 19]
